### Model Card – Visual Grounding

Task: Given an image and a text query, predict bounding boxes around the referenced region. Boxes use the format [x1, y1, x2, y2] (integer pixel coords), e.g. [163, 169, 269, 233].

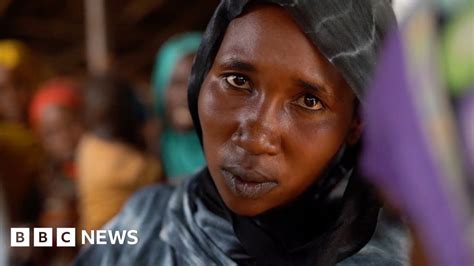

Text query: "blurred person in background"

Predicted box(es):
[77, 75, 162, 231]
[0, 40, 45, 125]
[151, 32, 206, 182]
[0, 123, 42, 225]
[0, 39, 54, 266]
[28, 78, 83, 230]
[0, 122, 43, 265]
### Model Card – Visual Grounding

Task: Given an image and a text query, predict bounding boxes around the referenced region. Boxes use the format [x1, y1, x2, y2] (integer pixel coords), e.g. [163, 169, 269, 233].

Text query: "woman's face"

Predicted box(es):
[38, 105, 83, 164]
[198, 5, 361, 216]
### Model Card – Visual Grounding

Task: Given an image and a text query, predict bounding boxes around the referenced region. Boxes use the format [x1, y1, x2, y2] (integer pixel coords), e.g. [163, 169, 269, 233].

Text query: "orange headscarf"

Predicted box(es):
[29, 78, 82, 129]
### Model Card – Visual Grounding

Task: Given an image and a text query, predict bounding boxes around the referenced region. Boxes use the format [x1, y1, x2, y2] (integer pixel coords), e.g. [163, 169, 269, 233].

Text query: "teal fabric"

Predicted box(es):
[151, 32, 205, 180]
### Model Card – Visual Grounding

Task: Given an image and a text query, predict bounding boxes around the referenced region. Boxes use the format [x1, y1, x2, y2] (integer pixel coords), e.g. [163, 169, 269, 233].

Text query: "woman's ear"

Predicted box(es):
[346, 113, 363, 146]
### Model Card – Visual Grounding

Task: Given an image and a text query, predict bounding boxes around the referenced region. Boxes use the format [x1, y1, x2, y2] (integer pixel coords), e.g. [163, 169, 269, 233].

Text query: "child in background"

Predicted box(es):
[77, 75, 162, 231]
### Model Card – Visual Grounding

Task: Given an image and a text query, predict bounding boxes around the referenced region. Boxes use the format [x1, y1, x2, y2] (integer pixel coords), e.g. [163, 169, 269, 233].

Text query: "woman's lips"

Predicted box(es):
[221, 166, 278, 199]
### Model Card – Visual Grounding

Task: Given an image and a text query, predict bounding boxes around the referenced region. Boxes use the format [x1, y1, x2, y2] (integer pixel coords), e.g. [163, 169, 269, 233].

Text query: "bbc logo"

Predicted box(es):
[11, 228, 76, 247]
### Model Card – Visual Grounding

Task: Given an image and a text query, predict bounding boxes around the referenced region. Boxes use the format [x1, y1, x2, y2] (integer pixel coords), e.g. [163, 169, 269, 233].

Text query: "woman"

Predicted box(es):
[75, 1, 405, 265]
[28, 78, 84, 265]
[29, 78, 84, 179]
[151, 32, 206, 181]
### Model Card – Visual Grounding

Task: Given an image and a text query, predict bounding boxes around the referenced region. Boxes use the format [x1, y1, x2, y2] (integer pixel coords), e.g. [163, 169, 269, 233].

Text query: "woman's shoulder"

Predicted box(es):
[126, 183, 175, 208]
[116, 183, 175, 223]
[74, 183, 177, 266]
[338, 209, 411, 266]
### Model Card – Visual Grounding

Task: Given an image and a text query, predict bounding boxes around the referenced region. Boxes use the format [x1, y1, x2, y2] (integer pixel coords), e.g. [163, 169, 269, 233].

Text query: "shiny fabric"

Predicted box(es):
[74, 170, 409, 266]
[201, 146, 384, 265]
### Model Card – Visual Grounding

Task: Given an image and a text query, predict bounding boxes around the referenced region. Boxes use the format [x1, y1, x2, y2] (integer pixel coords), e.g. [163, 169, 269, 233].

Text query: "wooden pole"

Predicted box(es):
[84, 0, 109, 75]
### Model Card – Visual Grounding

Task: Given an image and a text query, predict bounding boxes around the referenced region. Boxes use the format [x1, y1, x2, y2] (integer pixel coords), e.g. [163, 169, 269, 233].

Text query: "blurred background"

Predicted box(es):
[0, 0, 218, 80]
[0, 0, 472, 265]
[0, 1, 219, 265]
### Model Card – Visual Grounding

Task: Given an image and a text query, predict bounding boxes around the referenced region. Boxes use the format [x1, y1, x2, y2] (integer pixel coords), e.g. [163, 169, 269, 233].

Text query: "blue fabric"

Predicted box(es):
[151, 32, 206, 179]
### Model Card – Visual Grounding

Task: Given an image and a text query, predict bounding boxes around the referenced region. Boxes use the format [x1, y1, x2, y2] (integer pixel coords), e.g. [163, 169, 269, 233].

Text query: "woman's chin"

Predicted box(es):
[218, 189, 272, 217]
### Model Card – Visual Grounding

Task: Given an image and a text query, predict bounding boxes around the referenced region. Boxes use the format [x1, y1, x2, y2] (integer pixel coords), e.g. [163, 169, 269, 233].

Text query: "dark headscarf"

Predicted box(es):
[187, 1, 396, 265]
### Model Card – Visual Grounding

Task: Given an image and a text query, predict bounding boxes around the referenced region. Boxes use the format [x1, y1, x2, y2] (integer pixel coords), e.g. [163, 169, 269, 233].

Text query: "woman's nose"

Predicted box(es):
[231, 102, 281, 156]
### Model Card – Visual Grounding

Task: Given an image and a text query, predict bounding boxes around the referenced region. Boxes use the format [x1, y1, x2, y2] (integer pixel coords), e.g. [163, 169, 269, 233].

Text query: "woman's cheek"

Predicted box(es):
[286, 114, 348, 169]
[200, 81, 231, 126]
[199, 79, 239, 146]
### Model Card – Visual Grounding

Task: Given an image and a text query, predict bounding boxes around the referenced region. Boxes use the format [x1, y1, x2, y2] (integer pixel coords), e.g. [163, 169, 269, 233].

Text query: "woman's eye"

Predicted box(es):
[295, 94, 324, 111]
[224, 75, 251, 90]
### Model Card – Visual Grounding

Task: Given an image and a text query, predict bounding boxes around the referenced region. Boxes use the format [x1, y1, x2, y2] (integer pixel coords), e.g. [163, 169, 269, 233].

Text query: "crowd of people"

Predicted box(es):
[0, 0, 473, 265]
[0, 32, 206, 265]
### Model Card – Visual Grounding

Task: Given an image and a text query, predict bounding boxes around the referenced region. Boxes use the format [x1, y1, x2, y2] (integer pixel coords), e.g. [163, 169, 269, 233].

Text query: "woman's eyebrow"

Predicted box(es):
[295, 79, 330, 97]
[219, 58, 257, 72]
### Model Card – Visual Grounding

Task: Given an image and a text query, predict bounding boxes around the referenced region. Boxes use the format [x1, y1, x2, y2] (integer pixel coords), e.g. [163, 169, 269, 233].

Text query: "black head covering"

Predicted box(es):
[187, 1, 396, 265]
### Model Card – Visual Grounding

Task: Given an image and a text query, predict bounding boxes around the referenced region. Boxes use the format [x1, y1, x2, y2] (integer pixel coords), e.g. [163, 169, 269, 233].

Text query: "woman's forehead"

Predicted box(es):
[220, 6, 314, 65]
[227, 5, 305, 47]
[214, 4, 348, 93]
